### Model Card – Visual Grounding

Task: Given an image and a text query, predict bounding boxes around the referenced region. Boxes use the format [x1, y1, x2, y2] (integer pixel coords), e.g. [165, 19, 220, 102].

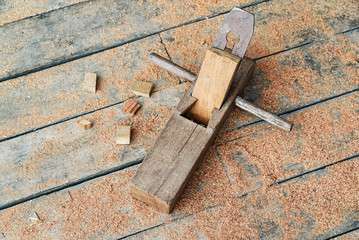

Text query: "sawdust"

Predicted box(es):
[1, 0, 358, 238]
[0, 36, 173, 139]
[134, 160, 358, 239]
[217, 92, 358, 197]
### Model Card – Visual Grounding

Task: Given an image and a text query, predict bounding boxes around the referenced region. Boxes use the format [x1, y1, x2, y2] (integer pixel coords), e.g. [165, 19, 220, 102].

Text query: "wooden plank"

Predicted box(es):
[0, 89, 356, 239]
[216, 92, 359, 196]
[1, 0, 358, 140]
[0, 0, 255, 82]
[0, 35, 174, 140]
[188, 47, 240, 124]
[0, 84, 188, 208]
[161, 22, 359, 133]
[0, 153, 356, 239]
[0, 149, 233, 239]
[1, 0, 357, 82]
[0, 0, 87, 25]
[0, 28, 357, 213]
[130, 58, 255, 213]
[133, 159, 358, 240]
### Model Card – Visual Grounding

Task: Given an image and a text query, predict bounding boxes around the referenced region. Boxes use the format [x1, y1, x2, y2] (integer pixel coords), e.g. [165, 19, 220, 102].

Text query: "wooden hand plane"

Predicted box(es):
[130, 8, 257, 213]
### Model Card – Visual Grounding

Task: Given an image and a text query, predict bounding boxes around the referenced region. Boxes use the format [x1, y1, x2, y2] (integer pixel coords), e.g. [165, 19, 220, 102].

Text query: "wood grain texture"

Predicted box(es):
[0, 0, 253, 82]
[149, 53, 292, 131]
[0, 155, 356, 239]
[188, 47, 240, 124]
[116, 126, 131, 145]
[0, 0, 357, 239]
[0, 84, 188, 208]
[83, 72, 97, 92]
[131, 81, 153, 97]
[0, 35, 173, 140]
[130, 58, 255, 213]
[216, 92, 359, 197]
[1, 0, 357, 140]
[133, 159, 358, 240]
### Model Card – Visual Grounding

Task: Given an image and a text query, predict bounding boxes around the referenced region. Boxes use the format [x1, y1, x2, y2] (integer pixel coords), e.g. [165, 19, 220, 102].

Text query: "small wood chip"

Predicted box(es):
[122, 99, 141, 115]
[78, 120, 92, 130]
[83, 73, 97, 92]
[116, 126, 131, 145]
[28, 212, 40, 225]
[131, 80, 153, 97]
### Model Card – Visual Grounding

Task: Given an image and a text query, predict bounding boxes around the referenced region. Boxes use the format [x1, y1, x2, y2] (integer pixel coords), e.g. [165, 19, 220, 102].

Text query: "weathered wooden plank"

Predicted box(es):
[133, 159, 358, 240]
[0, 14, 357, 212]
[0, 144, 232, 239]
[0, 0, 87, 25]
[0, 86, 356, 238]
[162, 20, 359, 135]
[130, 58, 254, 213]
[0, 0, 256, 81]
[161, 0, 359, 71]
[0, 35, 174, 139]
[0, 152, 356, 239]
[1, 0, 358, 140]
[130, 113, 200, 213]
[0, 83, 189, 208]
[216, 92, 358, 196]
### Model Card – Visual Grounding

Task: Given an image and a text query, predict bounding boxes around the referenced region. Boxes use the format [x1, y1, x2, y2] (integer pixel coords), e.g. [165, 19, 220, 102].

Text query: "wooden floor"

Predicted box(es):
[0, 0, 358, 239]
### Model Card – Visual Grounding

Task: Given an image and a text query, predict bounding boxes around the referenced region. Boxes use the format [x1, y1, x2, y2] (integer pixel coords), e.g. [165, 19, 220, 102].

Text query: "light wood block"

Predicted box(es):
[187, 47, 241, 124]
[131, 80, 153, 97]
[116, 126, 131, 145]
[83, 72, 97, 92]
[122, 99, 141, 115]
[78, 119, 92, 130]
[130, 57, 255, 213]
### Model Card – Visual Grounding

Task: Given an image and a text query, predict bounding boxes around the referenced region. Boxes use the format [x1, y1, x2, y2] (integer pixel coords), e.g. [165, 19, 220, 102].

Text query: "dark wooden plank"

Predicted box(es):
[0, 84, 188, 208]
[130, 58, 255, 213]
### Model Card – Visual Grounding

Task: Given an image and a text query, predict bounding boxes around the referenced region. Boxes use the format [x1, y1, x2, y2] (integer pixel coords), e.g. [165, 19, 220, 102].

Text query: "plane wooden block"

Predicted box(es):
[187, 47, 241, 124]
[130, 57, 255, 213]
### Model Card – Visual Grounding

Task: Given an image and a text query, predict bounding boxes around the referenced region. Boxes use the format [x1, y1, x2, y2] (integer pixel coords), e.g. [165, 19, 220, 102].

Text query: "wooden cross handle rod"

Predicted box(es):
[149, 53, 293, 131]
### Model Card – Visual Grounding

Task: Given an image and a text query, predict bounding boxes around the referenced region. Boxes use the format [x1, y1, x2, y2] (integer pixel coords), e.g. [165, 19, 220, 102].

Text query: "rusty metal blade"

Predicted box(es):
[213, 7, 254, 58]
